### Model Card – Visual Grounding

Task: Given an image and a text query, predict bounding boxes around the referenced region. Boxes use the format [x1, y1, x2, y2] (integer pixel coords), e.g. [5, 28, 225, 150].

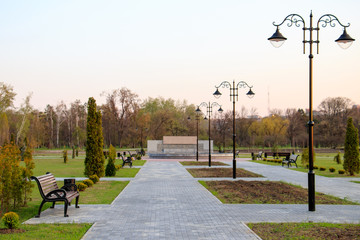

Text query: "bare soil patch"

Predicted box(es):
[248, 222, 360, 240]
[200, 180, 356, 204]
[0, 228, 26, 234]
[180, 161, 228, 166]
[188, 168, 262, 178]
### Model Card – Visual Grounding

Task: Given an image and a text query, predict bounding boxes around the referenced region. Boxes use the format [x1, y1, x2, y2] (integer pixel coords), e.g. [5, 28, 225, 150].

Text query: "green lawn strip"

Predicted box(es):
[351, 181, 360, 184]
[198, 180, 356, 204]
[179, 161, 229, 166]
[188, 168, 263, 178]
[0, 223, 92, 240]
[24, 154, 142, 177]
[247, 222, 360, 240]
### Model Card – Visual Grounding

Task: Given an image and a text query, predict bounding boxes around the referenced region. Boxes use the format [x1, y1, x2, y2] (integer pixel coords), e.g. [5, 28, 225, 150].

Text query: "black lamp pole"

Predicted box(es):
[213, 81, 254, 178]
[268, 11, 354, 211]
[196, 102, 223, 167]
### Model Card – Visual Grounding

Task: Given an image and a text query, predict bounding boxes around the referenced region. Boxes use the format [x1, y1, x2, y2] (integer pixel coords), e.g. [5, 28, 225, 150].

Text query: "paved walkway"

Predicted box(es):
[25, 160, 360, 240]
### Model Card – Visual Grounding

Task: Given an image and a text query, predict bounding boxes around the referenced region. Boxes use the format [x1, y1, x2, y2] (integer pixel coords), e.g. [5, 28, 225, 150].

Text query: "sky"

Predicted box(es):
[0, 0, 359, 117]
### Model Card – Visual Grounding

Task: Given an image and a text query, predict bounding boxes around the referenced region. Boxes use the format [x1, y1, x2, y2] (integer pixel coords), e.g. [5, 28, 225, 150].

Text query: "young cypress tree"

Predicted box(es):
[343, 117, 360, 176]
[84, 97, 105, 177]
[105, 144, 116, 176]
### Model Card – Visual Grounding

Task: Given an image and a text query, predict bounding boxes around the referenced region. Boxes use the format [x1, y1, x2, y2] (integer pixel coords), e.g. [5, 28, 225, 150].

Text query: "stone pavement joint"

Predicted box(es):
[25, 160, 360, 240]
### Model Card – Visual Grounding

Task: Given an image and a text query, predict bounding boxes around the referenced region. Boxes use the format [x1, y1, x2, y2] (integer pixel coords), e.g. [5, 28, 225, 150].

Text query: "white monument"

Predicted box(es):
[147, 136, 213, 159]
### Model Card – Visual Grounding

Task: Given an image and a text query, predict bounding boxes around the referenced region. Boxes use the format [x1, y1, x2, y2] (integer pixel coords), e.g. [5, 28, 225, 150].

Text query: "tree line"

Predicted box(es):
[1, 82, 359, 150]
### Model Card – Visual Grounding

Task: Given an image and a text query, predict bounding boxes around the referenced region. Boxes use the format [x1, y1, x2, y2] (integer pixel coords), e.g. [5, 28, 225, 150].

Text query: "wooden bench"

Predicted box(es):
[282, 154, 299, 168]
[120, 152, 133, 168]
[264, 152, 291, 159]
[31, 172, 80, 217]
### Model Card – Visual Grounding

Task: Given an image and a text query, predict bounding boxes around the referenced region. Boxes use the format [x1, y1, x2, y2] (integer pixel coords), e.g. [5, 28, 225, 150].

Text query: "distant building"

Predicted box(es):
[352, 104, 360, 109]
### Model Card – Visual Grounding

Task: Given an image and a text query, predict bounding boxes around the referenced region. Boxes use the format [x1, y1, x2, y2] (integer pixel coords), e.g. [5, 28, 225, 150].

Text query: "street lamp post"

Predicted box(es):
[213, 80, 254, 179]
[196, 102, 223, 167]
[268, 11, 355, 211]
[188, 114, 201, 161]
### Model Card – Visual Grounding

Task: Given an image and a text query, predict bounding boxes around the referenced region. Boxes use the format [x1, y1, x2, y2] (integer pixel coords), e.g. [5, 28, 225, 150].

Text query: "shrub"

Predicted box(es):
[105, 144, 116, 177]
[115, 164, 122, 171]
[77, 182, 87, 191]
[319, 167, 326, 171]
[262, 158, 267, 161]
[82, 179, 94, 187]
[329, 167, 336, 173]
[89, 174, 99, 184]
[333, 151, 342, 164]
[338, 169, 346, 174]
[313, 165, 318, 170]
[63, 149, 68, 163]
[252, 154, 256, 160]
[136, 154, 142, 160]
[2, 212, 20, 229]
[343, 117, 360, 176]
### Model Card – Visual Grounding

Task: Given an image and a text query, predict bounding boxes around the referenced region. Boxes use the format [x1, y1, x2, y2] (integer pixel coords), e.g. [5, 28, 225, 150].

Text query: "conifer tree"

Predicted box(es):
[343, 117, 360, 175]
[105, 144, 116, 176]
[84, 97, 105, 177]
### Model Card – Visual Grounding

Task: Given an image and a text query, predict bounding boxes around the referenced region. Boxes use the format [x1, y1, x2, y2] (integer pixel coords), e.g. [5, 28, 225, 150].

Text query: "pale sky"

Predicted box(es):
[1, 0, 359, 117]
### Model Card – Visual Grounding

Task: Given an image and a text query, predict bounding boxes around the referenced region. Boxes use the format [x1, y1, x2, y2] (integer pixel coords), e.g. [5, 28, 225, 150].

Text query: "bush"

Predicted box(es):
[89, 175, 99, 184]
[63, 149, 68, 163]
[338, 169, 346, 174]
[301, 148, 316, 166]
[82, 179, 94, 187]
[313, 165, 318, 170]
[136, 154, 142, 160]
[115, 164, 122, 171]
[2, 212, 20, 229]
[319, 167, 326, 171]
[77, 182, 87, 191]
[105, 144, 117, 177]
[329, 167, 336, 173]
[333, 151, 342, 164]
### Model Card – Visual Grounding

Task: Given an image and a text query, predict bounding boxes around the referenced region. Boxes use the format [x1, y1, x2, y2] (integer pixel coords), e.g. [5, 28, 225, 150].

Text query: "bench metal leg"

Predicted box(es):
[75, 196, 80, 208]
[64, 199, 69, 217]
[50, 202, 56, 208]
[35, 200, 47, 218]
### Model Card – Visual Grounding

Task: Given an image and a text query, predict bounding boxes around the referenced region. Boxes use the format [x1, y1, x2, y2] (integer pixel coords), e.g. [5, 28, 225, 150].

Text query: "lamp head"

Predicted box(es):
[213, 88, 222, 99]
[246, 88, 255, 98]
[195, 106, 201, 113]
[335, 28, 355, 49]
[218, 106, 224, 114]
[204, 116, 208, 120]
[268, 27, 287, 48]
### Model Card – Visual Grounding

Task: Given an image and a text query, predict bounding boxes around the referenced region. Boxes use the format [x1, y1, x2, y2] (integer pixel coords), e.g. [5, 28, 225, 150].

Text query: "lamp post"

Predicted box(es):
[188, 114, 201, 161]
[196, 102, 223, 167]
[268, 11, 354, 212]
[213, 80, 255, 179]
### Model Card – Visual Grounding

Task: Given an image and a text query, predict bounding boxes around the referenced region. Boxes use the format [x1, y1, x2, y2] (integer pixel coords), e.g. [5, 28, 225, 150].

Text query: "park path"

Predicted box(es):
[25, 160, 360, 240]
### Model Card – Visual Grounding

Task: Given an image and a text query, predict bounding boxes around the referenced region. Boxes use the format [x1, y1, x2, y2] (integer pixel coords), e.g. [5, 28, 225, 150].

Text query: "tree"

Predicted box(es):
[105, 144, 116, 177]
[84, 97, 105, 178]
[317, 97, 352, 147]
[343, 117, 360, 176]
[0, 82, 16, 113]
[22, 138, 34, 206]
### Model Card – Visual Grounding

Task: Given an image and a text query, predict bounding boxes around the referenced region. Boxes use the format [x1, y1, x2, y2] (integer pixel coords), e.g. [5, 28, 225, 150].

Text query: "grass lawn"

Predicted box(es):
[252, 152, 359, 178]
[0, 223, 92, 240]
[188, 168, 263, 178]
[352, 181, 360, 184]
[247, 222, 360, 240]
[179, 161, 229, 166]
[0, 180, 128, 239]
[25, 154, 144, 177]
[199, 180, 356, 204]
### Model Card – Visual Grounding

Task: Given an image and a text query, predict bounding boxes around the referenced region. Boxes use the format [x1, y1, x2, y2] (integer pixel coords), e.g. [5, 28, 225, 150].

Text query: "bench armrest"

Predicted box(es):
[45, 189, 67, 199]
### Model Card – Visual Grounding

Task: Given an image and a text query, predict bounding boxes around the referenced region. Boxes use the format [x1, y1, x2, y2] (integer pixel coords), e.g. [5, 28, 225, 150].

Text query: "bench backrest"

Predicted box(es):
[289, 154, 298, 161]
[31, 173, 59, 198]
